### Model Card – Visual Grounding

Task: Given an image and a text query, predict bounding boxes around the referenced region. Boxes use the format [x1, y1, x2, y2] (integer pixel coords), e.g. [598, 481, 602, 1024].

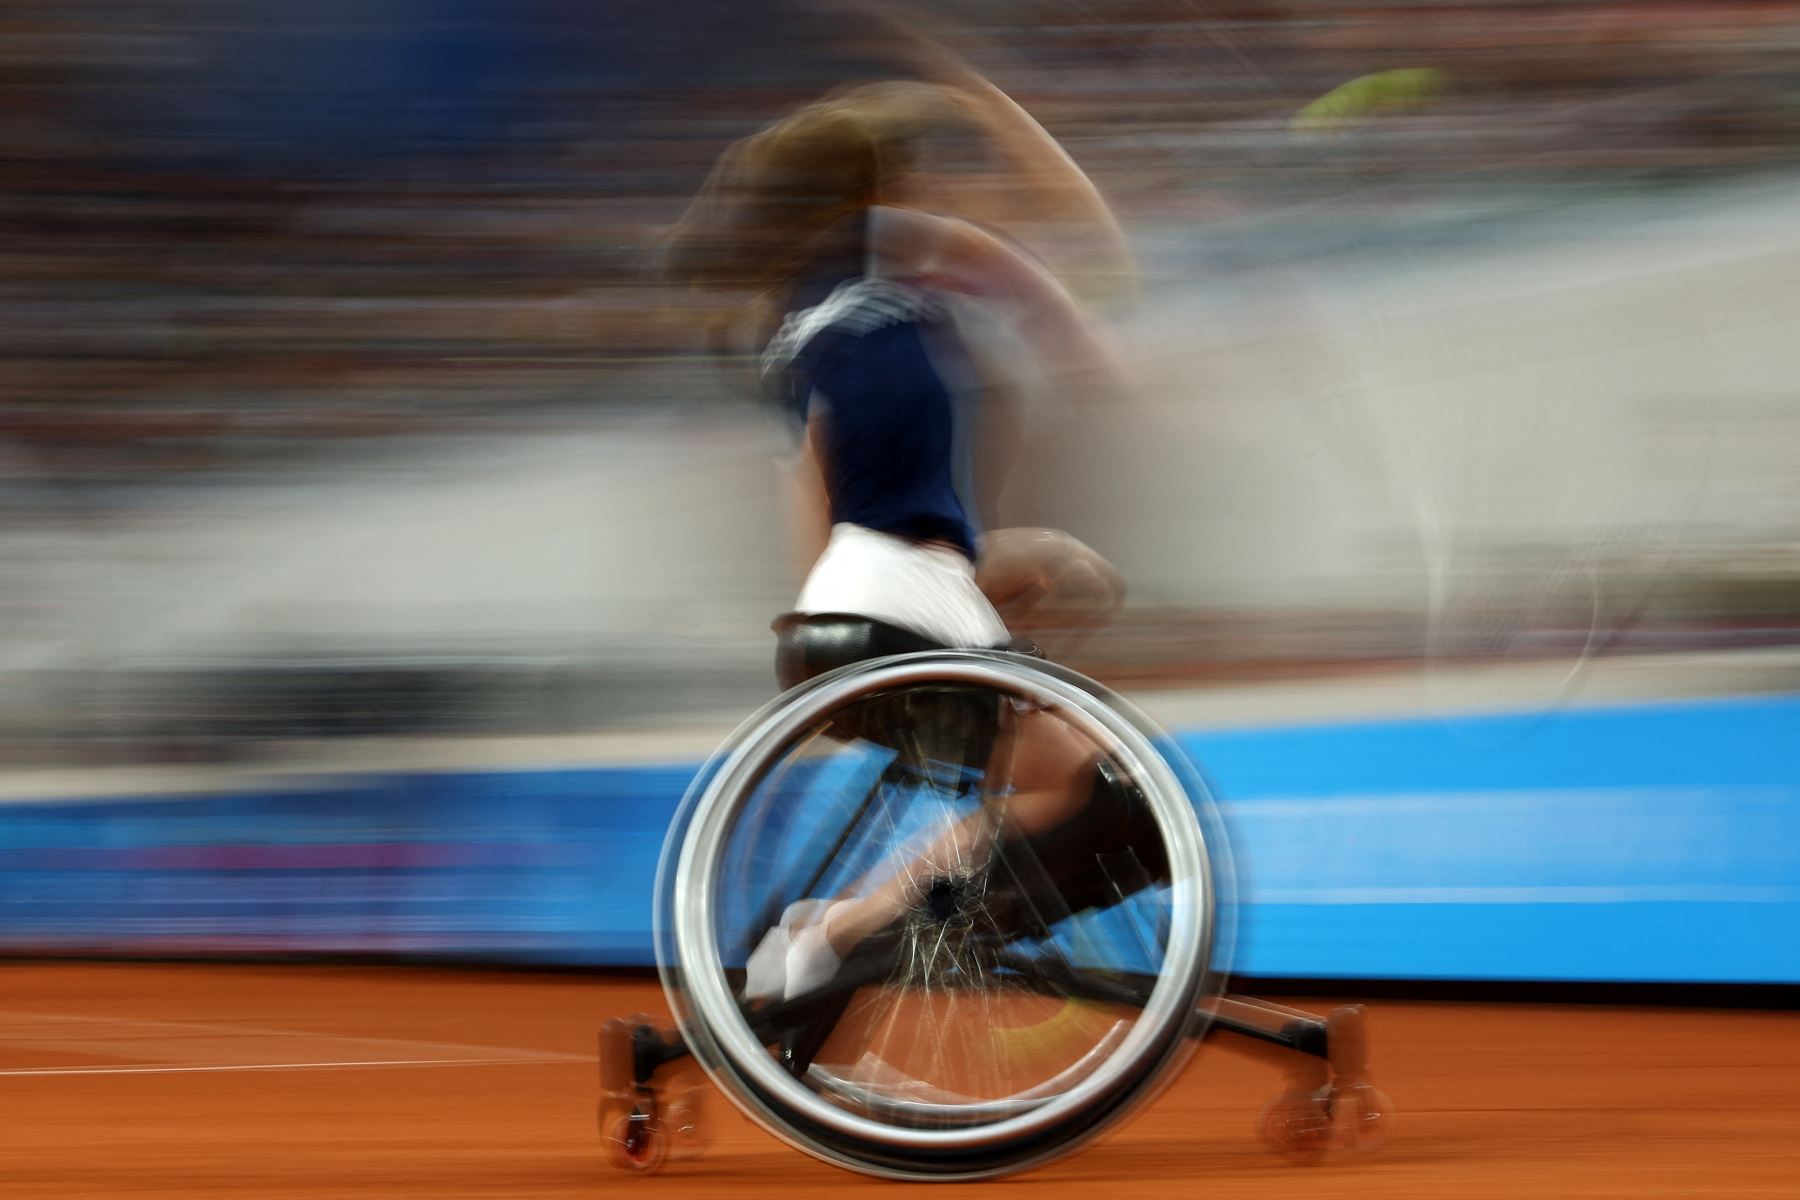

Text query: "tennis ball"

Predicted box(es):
[1293, 68, 1449, 132]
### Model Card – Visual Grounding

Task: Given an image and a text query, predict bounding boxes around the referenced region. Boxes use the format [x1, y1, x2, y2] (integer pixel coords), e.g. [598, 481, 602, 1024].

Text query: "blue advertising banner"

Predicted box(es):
[2, 696, 1796, 983]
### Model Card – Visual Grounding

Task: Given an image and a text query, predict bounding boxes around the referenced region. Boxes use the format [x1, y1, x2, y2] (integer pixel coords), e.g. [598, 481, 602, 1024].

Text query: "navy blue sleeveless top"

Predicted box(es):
[762, 211, 980, 559]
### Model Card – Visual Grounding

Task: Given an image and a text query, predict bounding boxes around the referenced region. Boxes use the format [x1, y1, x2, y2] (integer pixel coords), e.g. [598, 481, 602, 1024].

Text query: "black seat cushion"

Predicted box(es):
[771, 612, 953, 692]
[772, 612, 1042, 693]
[771, 612, 1006, 767]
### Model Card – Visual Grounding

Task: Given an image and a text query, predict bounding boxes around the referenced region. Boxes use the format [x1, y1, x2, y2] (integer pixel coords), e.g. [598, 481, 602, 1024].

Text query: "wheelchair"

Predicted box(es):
[599, 614, 1390, 1180]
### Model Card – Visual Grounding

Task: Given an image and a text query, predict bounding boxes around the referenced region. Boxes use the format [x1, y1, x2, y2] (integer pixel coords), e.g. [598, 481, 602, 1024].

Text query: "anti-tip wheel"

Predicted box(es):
[1335, 1081, 1393, 1153]
[663, 1087, 711, 1159]
[1258, 1088, 1334, 1164]
[606, 1111, 671, 1175]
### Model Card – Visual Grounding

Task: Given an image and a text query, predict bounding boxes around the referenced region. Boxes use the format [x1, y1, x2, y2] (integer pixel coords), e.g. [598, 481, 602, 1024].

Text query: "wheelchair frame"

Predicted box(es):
[598, 645, 1389, 1176]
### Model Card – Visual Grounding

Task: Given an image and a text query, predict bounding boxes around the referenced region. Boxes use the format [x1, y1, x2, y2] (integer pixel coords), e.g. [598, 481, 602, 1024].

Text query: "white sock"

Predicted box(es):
[743, 899, 831, 1002]
[782, 919, 845, 1001]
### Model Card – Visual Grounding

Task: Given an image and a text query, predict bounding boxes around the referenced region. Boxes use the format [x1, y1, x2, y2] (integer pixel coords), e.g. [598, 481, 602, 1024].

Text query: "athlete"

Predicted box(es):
[662, 44, 1138, 1002]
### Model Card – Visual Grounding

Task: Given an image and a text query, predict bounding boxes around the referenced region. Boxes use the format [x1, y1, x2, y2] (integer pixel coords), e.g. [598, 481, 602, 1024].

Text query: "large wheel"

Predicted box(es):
[654, 651, 1235, 1180]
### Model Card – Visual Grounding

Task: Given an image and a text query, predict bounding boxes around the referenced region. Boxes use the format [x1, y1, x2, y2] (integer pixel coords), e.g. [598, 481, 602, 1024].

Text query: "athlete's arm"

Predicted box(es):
[866, 7, 1138, 302]
[873, 207, 1135, 402]
[947, 81, 1137, 302]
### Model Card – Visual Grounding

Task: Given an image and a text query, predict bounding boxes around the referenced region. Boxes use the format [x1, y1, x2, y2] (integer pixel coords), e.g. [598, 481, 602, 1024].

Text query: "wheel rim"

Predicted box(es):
[658, 653, 1225, 1169]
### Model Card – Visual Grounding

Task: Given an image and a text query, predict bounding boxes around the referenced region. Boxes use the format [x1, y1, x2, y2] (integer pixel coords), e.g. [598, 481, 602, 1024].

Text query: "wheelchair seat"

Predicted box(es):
[772, 612, 950, 692]
[772, 612, 1040, 692]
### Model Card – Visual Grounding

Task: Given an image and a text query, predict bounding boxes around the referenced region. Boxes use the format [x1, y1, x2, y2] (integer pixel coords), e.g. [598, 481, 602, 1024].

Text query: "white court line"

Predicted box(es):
[0, 1009, 593, 1064]
[0, 1057, 555, 1078]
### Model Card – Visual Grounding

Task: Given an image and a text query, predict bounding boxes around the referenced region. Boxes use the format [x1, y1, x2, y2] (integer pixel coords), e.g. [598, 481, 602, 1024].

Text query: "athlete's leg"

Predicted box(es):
[748, 704, 1097, 1000]
[976, 528, 1124, 657]
[824, 704, 1093, 947]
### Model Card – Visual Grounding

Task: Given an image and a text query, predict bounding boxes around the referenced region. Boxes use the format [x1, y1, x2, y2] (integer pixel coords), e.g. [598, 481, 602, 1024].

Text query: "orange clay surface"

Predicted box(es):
[1, 962, 1796, 1198]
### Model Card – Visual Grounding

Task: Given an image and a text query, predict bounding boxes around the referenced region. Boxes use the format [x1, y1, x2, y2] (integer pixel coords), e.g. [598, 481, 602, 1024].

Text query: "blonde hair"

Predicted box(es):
[661, 82, 976, 291]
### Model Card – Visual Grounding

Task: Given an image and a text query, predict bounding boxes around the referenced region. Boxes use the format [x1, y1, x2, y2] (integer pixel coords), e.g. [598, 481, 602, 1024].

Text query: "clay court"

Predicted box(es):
[3, 963, 1795, 1198]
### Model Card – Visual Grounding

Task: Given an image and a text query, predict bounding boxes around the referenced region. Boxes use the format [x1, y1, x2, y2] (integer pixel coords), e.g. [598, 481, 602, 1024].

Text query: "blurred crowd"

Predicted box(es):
[4, 1, 1799, 759]
[5, 0, 1800, 495]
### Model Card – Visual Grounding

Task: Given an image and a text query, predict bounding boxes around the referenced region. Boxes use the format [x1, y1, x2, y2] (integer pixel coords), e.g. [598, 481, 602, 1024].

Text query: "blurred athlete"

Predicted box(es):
[662, 24, 1136, 1001]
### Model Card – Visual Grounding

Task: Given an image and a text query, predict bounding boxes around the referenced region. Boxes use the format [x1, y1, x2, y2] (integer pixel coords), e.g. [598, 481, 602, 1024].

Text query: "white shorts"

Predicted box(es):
[797, 523, 1009, 649]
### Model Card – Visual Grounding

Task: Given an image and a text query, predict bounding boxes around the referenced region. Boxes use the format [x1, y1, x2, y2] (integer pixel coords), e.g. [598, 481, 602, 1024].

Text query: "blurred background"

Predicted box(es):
[4, 0, 1799, 757]
[1, 0, 1796, 978]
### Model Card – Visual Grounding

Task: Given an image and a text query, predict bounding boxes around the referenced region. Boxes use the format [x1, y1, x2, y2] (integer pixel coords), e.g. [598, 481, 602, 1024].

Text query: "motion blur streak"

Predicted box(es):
[2, 3, 1797, 1191]
[3, 3, 1796, 767]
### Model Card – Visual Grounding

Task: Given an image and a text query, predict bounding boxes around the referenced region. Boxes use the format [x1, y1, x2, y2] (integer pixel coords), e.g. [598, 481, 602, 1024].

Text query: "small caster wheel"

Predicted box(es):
[606, 1110, 670, 1174]
[1335, 1081, 1393, 1153]
[597, 1094, 631, 1141]
[1258, 1088, 1334, 1164]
